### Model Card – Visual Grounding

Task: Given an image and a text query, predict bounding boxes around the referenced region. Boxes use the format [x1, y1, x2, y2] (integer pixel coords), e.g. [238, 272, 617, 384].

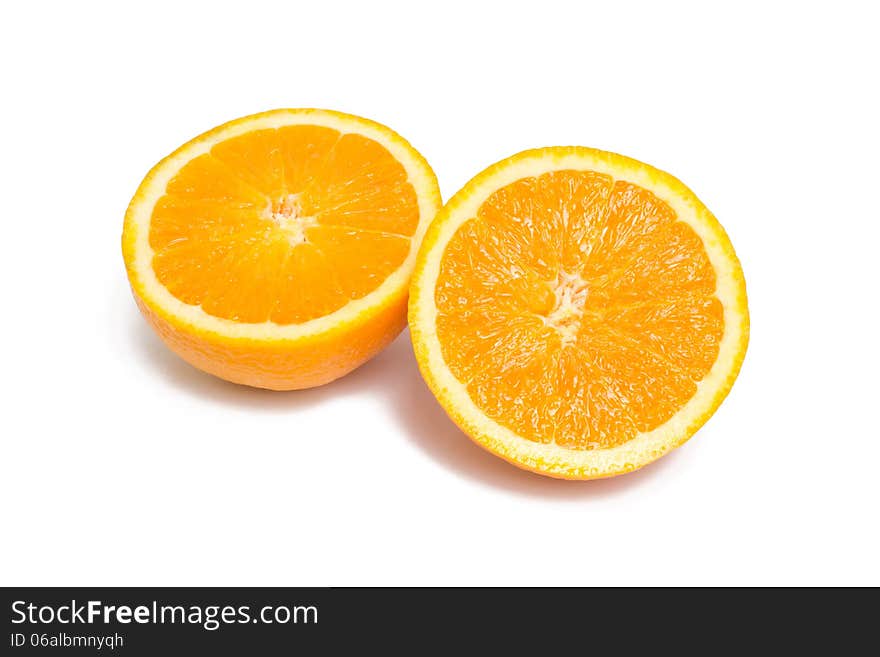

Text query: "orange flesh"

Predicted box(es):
[435, 170, 724, 450]
[149, 126, 418, 324]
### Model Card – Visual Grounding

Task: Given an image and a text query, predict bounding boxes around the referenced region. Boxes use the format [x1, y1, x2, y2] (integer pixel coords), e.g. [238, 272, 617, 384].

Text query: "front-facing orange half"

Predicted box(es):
[409, 147, 748, 479]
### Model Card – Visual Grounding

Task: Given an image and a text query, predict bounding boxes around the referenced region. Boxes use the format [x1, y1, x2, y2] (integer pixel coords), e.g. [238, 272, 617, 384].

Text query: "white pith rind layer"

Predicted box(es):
[127, 109, 438, 341]
[411, 149, 748, 477]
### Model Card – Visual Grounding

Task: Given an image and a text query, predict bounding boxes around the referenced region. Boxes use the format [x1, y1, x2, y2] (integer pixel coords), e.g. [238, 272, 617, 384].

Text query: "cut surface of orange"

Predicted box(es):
[409, 147, 748, 479]
[123, 109, 441, 389]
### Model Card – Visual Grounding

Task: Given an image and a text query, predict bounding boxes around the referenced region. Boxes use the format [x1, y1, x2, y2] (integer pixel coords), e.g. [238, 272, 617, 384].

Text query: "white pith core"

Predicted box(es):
[542, 270, 588, 345]
[264, 193, 316, 245]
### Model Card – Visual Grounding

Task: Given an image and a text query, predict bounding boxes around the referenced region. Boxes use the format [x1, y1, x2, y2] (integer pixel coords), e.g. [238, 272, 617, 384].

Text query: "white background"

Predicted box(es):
[2, 1, 878, 586]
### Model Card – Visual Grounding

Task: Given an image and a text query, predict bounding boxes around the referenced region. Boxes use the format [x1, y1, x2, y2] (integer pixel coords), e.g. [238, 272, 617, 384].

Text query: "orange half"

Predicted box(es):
[123, 109, 441, 389]
[409, 147, 748, 479]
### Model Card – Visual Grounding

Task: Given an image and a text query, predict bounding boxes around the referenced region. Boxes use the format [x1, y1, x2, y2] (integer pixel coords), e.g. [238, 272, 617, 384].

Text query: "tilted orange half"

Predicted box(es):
[123, 109, 441, 390]
[409, 147, 748, 479]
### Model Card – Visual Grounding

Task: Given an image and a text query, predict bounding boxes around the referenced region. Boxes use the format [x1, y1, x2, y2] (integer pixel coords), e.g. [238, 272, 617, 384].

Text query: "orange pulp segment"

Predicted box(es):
[435, 170, 724, 449]
[150, 127, 418, 324]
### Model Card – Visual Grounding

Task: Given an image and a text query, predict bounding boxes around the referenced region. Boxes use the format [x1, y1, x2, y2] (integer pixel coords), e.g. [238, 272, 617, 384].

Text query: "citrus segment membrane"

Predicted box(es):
[149, 126, 419, 324]
[434, 170, 723, 450]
